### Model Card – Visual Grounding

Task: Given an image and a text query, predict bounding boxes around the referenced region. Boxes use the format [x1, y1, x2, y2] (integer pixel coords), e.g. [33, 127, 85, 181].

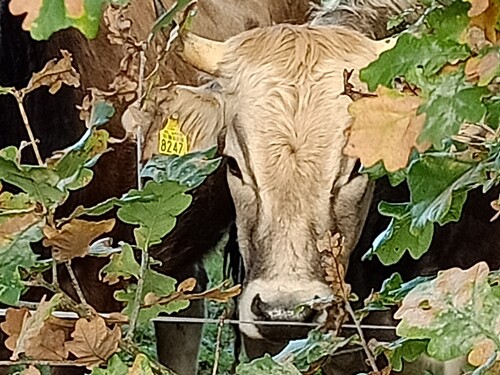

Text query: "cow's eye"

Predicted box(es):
[227, 156, 243, 179]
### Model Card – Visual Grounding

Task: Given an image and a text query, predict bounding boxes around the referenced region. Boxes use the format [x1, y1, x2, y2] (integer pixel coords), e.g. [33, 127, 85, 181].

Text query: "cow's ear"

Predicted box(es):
[142, 82, 225, 160]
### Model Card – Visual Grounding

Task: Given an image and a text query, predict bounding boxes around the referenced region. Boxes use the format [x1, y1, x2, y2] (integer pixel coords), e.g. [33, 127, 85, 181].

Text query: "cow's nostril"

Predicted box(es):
[251, 294, 320, 322]
[251, 293, 268, 318]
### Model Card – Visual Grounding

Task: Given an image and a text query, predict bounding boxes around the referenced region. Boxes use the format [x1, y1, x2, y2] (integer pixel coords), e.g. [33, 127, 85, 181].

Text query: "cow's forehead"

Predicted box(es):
[221, 25, 377, 187]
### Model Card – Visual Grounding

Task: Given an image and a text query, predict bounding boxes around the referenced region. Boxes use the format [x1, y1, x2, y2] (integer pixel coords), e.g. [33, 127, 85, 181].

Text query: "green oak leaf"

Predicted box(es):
[425, 1, 469, 40]
[361, 273, 433, 313]
[273, 331, 357, 372]
[360, 161, 407, 186]
[364, 202, 434, 265]
[395, 262, 500, 362]
[0, 155, 66, 209]
[141, 146, 222, 189]
[408, 155, 485, 231]
[417, 71, 489, 148]
[31, 0, 129, 41]
[0, 221, 43, 305]
[360, 33, 470, 91]
[99, 243, 140, 284]
[90, 354, 129, 375]
[114, 269, 189, 325]
[236, 354, 301, 375]
[377, 338, 429, 372]
[485, 98, 500, 129]
[0, 192, 37, 215]
[116, 180, 192, 250]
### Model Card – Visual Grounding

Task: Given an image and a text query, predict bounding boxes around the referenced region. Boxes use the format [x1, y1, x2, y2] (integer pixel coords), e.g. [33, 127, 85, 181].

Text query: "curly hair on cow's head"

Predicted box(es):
[309, 0, 421, 39]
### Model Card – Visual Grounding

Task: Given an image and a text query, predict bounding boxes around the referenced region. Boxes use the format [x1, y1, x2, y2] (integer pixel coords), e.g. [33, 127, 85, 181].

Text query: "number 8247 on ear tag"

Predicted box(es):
[158, 115, 188, 156]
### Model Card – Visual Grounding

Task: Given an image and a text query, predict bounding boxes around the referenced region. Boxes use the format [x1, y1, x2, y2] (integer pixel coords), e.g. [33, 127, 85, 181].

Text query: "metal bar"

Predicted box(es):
[0, 309, 396, 330]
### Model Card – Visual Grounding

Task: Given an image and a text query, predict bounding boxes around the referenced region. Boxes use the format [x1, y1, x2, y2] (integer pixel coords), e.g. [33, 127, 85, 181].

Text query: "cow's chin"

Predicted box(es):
[238, 278, 332, 341]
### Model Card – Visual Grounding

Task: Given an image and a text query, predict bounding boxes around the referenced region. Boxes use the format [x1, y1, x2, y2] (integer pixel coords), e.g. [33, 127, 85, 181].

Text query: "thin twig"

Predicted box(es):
[13, 91, 43, 165]
[344, 301, 379, 372]
[126, 42, 149, 341]
[65, 262, 89, 308]
[52, 261, 59, 289]
[212, 312, 226, 375]
[125, 250, 149, 340]
[330, 234, 379, 372]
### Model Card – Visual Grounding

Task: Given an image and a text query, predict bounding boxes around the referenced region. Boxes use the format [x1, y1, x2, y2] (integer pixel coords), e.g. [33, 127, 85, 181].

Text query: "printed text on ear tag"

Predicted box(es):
[158, 115, 188, 156]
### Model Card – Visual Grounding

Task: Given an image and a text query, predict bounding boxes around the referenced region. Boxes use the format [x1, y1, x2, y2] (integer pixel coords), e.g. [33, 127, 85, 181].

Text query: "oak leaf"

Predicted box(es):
[8, 0, 42, 31]
[21, 366, 41, 375]
[65, 316, 121, 368]
[468, 338, 496, 366]
[466, 0, 490, 17]
[11, 295, 62, 360]
[24, 50, 81, 95]
[465, 50, 500, 86]
[469, 0, 499, 43]
[0, 307, 29, 351]
[0, 213, 42, 247]
[64, 0, 84, 18]
[177, 277, 197, 292]
[43, 218, 115, 262]
[25, 322, 69, 360]
[344, 86, 430, 172]
[191, 284, 241, 303]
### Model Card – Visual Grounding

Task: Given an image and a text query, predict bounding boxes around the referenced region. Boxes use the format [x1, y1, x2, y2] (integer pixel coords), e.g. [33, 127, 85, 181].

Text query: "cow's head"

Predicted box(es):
[172, 24, 394, 341]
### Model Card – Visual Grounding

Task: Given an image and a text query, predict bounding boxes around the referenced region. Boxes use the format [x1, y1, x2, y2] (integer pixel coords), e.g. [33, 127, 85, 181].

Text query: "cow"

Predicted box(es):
[160, 0, 500, 373]
[0, 0, 313, 374]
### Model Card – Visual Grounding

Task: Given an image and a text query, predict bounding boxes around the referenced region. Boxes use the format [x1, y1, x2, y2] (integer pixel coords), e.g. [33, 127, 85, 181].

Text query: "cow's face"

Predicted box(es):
[177, 24, 390, 341]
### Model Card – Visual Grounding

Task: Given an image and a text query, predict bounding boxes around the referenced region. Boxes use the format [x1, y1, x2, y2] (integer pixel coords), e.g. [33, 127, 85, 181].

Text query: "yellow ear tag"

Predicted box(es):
[158, 115, 188, 156]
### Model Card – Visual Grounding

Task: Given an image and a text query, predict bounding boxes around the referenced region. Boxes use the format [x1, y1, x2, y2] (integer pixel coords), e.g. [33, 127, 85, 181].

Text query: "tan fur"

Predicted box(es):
[209, 24, 382, 337]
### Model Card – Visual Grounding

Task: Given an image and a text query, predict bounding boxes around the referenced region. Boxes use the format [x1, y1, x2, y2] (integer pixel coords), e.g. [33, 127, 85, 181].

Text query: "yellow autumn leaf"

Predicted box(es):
[344, 86, 430, 173]
[468, 338, 497, 367]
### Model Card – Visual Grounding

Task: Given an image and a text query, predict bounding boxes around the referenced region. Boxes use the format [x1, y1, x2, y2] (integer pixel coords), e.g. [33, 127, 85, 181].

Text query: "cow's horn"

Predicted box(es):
[179, 32, 226, 75]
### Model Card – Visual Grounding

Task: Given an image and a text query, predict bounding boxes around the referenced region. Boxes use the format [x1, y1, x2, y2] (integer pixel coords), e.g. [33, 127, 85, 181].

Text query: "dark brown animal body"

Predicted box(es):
[0, 0, 313, 374]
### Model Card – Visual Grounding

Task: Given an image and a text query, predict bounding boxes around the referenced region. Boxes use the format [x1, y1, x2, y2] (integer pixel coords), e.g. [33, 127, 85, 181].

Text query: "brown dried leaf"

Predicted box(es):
[25, 322, 69, 360]
[467, 0, 490, 17]
[468, 338, 497, 366]
[65, 316, 121, 368]
[12, 295, 61, 360]
[8, 0, 42, 31]
[109, 74, 137, 103]
[121, 103, 152, 137]
[21, 366, 41, 375]
[104, 5, 133, 45]
[43, 219, 115, 262]
[177, 278, 197, 292]
[344, 86, 430, 172]
[0, 307, 29, 352]
[191, 285, 241, 303]
[465, 50, 500, 86]
[24, 50, 81, 95]
[469, 0, 499, 43]
[0, 212, 42, 246]
[144, 292, 161, 306]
